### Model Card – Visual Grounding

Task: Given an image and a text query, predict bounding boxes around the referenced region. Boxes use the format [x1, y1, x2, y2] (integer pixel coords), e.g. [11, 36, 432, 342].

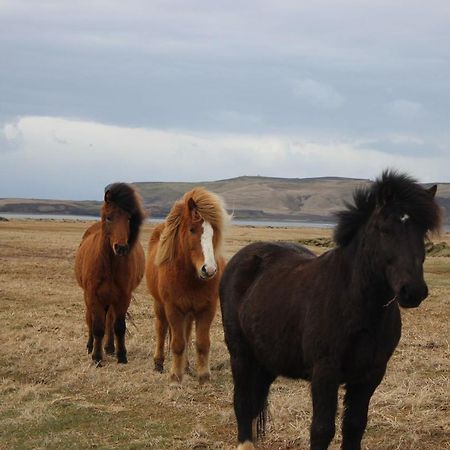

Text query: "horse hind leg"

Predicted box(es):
[231, 352, 274, 449]
[104, 306, 115, 355]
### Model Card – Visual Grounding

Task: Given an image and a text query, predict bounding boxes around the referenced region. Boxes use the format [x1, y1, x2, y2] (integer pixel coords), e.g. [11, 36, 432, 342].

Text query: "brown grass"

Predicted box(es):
[0, 220, 449, 449]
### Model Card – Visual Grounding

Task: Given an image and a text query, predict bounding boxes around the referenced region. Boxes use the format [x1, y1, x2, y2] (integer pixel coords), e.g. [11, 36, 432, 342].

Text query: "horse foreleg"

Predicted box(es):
[194, 308, 215, 384]
[310, 363, 340, 450]
[153, 300, 169, 372]
[104, 307, 115, 355]
[91, 301, 107, 364]
[85, 304, 93, 354]
[184, 314, 194, 375]
[341, 368, 385, 450]
[167, 308, 187, 384]
[113, 301, 129, 364]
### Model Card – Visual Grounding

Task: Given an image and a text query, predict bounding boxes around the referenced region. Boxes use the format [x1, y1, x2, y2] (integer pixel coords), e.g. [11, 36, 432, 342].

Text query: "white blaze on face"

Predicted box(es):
[400, 213, 410, 223]
[201, 221, 217, 276]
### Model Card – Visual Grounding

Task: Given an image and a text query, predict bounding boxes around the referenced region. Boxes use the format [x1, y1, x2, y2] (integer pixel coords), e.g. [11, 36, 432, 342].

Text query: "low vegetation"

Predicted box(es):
[0, 220, 449, 449]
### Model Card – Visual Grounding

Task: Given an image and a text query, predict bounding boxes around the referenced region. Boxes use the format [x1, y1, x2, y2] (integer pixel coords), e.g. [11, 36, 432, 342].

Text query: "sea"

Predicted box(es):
[2, 213, 448, 231]
[0, 213, 335, 229]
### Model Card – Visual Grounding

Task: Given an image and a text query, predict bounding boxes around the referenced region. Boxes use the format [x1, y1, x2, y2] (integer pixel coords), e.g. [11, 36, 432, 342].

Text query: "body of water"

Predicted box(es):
[0, 212, 335, 229]
[2, 212, 448, 231]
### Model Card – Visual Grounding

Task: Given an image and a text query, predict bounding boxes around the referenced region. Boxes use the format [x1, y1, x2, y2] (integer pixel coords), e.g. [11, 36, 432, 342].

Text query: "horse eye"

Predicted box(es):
[190, 227, 195, 234]
[106, 216, 113, 223]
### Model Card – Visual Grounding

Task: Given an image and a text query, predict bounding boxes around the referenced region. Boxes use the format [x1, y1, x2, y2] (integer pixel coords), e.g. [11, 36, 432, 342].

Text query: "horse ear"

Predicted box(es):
[188, 197, 197, 211]
[427, 184, 437, 198]
[376, 183, 394, 207]
[104, 184, 113, 202]
[188, 197, 202, 221]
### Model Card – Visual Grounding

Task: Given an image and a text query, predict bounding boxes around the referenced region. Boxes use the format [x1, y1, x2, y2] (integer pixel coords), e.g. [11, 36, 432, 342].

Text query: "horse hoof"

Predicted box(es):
[237, 441, 255, 450]
[117, 355, 128, 364]
[93, 360, 103, 368]
[154, 361, 164, 373]
[198, 373, 211, 385]
[86, 345, 93, 354]
[169, 373, 182, 386]
[104, 345, 115, 355]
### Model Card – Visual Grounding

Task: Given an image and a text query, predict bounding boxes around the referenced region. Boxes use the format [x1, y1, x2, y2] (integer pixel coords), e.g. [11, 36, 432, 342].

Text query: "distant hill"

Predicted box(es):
[1, 176, 449, 223]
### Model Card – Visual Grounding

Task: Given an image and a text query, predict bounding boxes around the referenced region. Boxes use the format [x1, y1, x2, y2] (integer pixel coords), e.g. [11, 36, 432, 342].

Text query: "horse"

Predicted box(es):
[75, 183, 146, 365]
[219, 171, 441, 450]
[146, 187, 228, 385]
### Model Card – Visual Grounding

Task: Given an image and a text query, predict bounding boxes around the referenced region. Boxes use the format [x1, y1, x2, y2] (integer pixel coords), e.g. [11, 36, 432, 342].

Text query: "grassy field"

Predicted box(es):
[0, 220, 449, 450]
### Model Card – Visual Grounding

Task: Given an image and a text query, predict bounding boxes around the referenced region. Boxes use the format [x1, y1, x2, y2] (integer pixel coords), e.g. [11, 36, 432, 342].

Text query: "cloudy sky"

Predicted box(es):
[1, 0, 449, 200]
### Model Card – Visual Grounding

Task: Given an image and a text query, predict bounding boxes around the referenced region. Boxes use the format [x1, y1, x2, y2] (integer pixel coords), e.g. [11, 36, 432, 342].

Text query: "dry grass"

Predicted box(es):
[0, 220, 449, 450]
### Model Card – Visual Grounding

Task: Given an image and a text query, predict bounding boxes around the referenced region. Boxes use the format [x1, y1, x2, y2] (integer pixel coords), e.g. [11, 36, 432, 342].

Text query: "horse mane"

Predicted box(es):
[103, 183, 146, 248]
[334, 170, 442, 246]
[156, 188, 229, 265]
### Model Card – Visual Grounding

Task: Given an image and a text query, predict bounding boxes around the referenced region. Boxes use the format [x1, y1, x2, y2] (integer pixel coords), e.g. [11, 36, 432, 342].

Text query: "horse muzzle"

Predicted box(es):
[113, 243, 129, 256]
[199, 264, 217, 280]
[396, 282, 428, 309]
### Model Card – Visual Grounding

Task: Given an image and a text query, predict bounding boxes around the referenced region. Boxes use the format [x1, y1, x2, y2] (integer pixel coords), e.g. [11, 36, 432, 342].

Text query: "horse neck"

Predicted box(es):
[97, 226, 115, 275]
[340, 237, 394, 317]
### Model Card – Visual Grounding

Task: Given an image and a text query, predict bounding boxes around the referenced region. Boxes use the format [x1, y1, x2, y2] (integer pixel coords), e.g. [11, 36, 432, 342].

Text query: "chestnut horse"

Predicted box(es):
[220, 171, 441, 450]
[75, 183, 146, 364]
[146, 188, 228, 385]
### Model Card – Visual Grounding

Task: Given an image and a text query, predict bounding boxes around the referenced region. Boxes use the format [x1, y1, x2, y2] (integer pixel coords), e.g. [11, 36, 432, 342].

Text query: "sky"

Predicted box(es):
[1, 0, 450, 200]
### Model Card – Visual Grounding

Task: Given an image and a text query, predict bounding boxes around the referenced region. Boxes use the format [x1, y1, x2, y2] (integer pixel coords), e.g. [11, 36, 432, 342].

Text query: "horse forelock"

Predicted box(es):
[155, 188, 229, 265]
[334, 170, 442, 246]
[102, 182, 146, 247]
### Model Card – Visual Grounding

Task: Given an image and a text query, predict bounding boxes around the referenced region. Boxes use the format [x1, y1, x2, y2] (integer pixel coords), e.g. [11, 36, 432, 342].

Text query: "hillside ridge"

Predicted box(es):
[1, 176, 449, 223]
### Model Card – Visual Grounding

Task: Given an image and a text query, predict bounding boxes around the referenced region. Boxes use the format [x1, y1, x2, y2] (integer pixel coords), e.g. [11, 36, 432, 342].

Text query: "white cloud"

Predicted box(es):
[293, 79, 344, 110]
[385, 99, 424, 120]
[0, 116, 448, 199]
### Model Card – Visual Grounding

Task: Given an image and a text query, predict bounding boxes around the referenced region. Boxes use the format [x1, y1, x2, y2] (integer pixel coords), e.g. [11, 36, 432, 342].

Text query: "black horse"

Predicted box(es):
[220, 171, 441, 450]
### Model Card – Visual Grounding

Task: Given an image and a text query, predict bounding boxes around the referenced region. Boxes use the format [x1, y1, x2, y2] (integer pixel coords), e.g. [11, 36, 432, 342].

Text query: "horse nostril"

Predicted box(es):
[114, 244, 128, 255]
[201, 265, 208, 274]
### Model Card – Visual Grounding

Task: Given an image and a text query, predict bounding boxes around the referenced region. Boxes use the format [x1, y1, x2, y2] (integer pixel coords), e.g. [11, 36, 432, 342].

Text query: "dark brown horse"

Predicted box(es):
[75, 183, 146, 364]
[220, 171, 441, 450]
[146, 188, 228, 385]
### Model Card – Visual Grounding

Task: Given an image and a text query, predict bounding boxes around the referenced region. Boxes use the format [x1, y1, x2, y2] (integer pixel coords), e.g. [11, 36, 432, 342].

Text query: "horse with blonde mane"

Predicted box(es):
[146, 188, 228, 384]
[75, 183, 146, 365]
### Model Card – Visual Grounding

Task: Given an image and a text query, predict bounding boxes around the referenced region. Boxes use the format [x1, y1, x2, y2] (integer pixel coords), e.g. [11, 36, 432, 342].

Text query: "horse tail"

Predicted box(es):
[256, 399, 269, 439]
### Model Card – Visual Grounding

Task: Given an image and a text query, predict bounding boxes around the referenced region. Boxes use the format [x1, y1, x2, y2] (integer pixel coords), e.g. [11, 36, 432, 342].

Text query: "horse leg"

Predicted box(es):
[341, 368, 385, 450]
[113, 300, 129, 364]
[104, 306, 115, 355]
[231, 353, 274, 450]
[167, 307, 187, 384]
[153, 300, 169, 372]
[194, 308, 215, 384]
[85, 304, 93, 354]
[91, 301, 106, 364]
[184, 314, 194, 375]
[310, 363, 340, 450]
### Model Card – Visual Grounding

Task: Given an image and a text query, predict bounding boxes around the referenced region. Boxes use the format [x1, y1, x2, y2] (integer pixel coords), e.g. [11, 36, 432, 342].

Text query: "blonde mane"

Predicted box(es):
[156, 188, 229, 265]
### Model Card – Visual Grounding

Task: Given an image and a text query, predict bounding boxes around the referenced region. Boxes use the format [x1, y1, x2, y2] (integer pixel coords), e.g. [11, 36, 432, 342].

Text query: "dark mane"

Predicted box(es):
[334, 170, 442, 246]
[104, 183, 146, 248]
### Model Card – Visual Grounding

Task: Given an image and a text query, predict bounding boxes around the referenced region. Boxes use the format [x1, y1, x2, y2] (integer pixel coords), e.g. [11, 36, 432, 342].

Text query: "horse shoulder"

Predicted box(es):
[75, 229, 104, 291]
[81, 221, 102, 241]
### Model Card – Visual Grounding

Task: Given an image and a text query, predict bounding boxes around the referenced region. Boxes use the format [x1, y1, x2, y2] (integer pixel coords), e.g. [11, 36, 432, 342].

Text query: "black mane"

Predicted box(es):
[334, 170, 441, 246]
[104, 182, 146, 248]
